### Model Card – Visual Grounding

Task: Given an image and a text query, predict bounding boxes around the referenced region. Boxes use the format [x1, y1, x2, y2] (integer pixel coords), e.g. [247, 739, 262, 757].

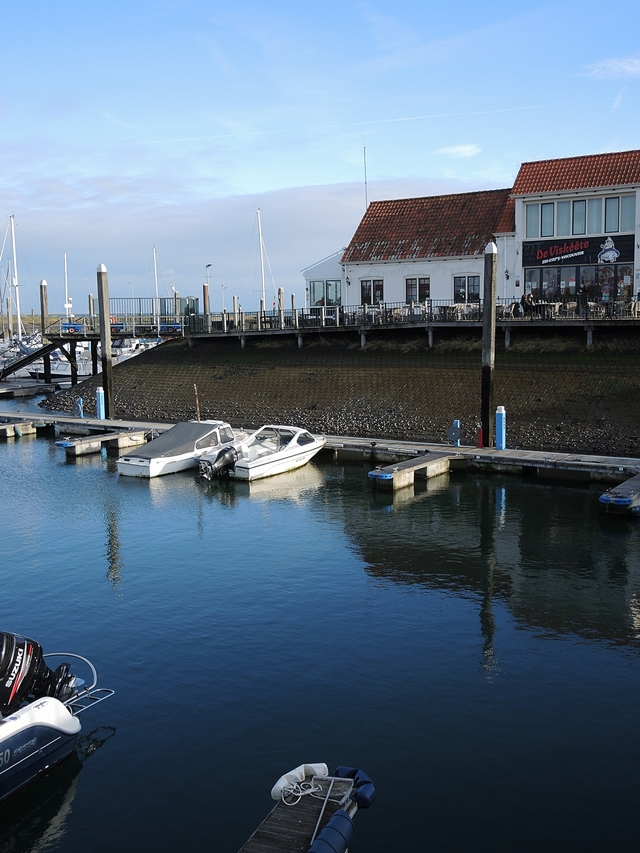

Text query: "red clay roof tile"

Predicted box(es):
[512, 149, 640, 195]
[342, 188, 513, 263]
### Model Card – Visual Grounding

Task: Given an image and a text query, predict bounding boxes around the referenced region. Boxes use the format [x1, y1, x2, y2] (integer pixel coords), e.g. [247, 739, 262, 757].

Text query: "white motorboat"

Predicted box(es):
[0, 631, 113, 804]
[117, 420, 241, 478]
[199, 424, 326, 481]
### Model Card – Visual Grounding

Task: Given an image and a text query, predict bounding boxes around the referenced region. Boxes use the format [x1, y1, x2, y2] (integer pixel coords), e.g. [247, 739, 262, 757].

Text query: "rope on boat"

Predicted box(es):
[281, 779, 345, 807]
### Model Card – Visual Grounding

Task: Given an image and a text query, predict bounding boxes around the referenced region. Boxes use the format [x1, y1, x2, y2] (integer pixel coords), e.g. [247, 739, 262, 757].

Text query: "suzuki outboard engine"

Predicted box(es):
[0, 632, 73, 717]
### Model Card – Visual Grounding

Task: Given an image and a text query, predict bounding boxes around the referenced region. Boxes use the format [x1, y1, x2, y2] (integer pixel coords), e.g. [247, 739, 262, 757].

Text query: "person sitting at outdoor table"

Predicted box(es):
[521, 292, 534, 318]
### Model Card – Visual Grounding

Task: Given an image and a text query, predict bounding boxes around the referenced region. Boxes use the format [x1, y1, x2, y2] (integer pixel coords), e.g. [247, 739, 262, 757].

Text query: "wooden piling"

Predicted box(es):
[482, 242, 497, 448]
[39, 280, 52, 384]
[97, 264, 114, 418]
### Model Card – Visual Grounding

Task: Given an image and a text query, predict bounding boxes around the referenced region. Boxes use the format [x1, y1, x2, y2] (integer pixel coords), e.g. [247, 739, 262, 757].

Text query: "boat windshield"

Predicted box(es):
[248, 428, 295, 451]
[297, 431, 316, 445]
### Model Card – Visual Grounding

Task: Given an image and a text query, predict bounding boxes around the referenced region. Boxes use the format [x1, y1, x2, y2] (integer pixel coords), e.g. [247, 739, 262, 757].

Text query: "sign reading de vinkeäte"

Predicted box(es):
[522, 234, 634, 267]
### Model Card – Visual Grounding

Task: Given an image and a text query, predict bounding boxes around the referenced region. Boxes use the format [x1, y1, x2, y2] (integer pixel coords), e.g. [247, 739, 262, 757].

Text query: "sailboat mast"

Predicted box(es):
[9, 215, 22, 342]
[257, 208, 266, 307]
[64, 252, 71, 318]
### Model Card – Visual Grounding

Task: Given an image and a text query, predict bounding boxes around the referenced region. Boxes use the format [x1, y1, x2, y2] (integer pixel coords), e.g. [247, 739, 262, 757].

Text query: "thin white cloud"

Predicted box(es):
[588, 57, 640, 79]
[612, 87, 626, 109]
[436, 144, 481, 158]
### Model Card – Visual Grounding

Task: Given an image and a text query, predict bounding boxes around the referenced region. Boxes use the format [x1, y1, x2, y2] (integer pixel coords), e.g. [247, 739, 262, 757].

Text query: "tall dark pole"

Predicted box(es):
[97, 264, 114, 418]
[481, 242, 497, 447]
[39, 280, 51, 384]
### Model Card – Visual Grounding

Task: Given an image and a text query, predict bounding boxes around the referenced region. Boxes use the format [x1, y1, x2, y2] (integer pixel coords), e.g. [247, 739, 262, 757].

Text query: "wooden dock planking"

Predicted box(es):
[238, 778, 354, 853]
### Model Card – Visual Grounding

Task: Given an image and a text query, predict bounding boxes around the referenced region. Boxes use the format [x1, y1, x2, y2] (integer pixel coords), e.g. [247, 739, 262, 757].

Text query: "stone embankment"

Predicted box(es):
[40, 332, 640, 457]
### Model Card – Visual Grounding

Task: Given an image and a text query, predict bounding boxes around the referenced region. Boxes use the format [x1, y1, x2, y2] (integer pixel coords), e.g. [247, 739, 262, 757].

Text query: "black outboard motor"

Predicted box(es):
[203, 446, 238, 479]
[0, 632, 72, 717]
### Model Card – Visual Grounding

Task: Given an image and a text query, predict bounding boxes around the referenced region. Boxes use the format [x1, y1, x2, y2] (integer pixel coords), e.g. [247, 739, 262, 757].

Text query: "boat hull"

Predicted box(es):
[232, 441, 325, 481]
[117, 453, 197, 478]
[0, 698, 81, 804]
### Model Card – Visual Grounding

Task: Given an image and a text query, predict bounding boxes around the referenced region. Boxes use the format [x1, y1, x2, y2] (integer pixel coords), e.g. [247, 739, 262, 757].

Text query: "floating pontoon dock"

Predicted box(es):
[239, 775, 356, 853]
[1, 411, 639, 498]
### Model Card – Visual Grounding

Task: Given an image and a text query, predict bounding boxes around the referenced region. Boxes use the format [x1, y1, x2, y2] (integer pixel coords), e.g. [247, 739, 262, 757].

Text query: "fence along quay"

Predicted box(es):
[1, 412, 639, 510]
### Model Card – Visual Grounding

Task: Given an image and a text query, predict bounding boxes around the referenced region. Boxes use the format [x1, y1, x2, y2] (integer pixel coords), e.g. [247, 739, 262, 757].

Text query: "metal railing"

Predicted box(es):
[31, 298, 640, 341]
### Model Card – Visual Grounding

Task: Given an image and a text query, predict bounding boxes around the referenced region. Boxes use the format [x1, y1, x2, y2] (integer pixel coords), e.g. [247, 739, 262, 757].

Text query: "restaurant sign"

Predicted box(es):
[522, 234, 634, 267]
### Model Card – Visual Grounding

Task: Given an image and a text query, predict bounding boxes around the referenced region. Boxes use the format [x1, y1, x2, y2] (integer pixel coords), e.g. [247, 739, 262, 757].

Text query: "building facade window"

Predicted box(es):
[524, 264, 634, 303]
[526, 195, 635, 238]
[453, 275, 480, 303]
[360, 279, 383, 305]
[309, 279, 341, 306]
[405, 277, 430, 303]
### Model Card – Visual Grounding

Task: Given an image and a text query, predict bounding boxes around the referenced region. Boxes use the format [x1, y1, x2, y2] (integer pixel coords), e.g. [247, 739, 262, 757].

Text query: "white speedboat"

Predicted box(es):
[199, 424, 325, 481]
[117, 420, 240, 478]
[0, 631, 113, 804]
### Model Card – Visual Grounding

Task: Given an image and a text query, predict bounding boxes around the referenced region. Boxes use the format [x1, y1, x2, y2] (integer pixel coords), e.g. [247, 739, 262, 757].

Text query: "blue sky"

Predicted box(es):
[2, 0, 640, 313]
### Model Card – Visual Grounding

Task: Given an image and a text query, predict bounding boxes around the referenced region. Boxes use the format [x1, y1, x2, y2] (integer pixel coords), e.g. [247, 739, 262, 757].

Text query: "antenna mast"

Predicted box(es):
[153, 245, 159, 328]
[364, 145, 369, 210]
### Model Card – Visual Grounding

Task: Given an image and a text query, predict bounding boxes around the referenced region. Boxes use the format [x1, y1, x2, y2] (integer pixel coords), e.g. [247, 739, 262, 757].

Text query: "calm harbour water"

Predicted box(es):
[1, 398, 639, 852]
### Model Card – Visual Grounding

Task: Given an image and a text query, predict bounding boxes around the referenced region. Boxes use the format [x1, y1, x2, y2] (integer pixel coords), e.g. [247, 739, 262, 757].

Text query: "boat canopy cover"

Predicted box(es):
[129, 422, 225, 460]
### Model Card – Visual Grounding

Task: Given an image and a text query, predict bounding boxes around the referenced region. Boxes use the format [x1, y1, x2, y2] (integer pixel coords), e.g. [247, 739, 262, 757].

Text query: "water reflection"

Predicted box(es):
[104, 506, 123, 588]
[340, 472, 640, 648]
[0, 727, 115, 853]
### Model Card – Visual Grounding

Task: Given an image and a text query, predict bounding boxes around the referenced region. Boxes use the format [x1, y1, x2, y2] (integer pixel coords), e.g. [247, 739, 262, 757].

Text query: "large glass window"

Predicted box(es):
[618, 265, 634, 300]
[372, 280, 384, 304]
[309, 281, 324, 306]
[605, 197, 619, 233]
[325, 280, 340, 306]
[526, 204, 539, 239]
[542, 267, 559, 301]
[573, 200, 586, 235]
[587, 198, 602, 234]
[579, 266, 596, 299]
[621, 195, 635, 231]
[524, 269, 541, 299]
[453, 276, 479, 303]
[467, 276, 480, 302]
[541, 203, 554, 237]
[360, 280, 372, 305]
[557, 201, 571, 236]
[559, 266, 576, 298]
[598, 266, 615, 302]
[405, 277, 430, 303]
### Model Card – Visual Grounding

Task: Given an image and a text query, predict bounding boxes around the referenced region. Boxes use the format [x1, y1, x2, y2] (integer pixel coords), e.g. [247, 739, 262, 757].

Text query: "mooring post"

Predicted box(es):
[97, 264, 114, 418]
[481, 242, 497, 447]
[586, 328, 593, 347]
[91, 339, 99, 375]
[278, 287, 285, 329]
[70, 338, 78, 385]
[203, 283, 211, 333]
[427, 327, 433, 348]
[504, 328, 511, 348]
[495, 406, 506, 450]
[360, 330, 366, 348]
[39, 280, 52, 384]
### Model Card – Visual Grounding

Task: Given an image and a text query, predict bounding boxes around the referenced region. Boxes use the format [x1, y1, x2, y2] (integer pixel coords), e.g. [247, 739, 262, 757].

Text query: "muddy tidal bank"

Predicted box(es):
[40, 332, 640, 457]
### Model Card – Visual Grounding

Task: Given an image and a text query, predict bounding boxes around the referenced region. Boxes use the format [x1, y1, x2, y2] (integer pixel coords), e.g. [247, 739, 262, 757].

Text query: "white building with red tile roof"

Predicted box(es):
[307, 149, 639, 309]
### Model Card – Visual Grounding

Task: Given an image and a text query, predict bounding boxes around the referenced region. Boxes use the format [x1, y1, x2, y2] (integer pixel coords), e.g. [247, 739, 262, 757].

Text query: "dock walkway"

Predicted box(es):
[238, 777, 354, 853]
[2, 410, 639, 489]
